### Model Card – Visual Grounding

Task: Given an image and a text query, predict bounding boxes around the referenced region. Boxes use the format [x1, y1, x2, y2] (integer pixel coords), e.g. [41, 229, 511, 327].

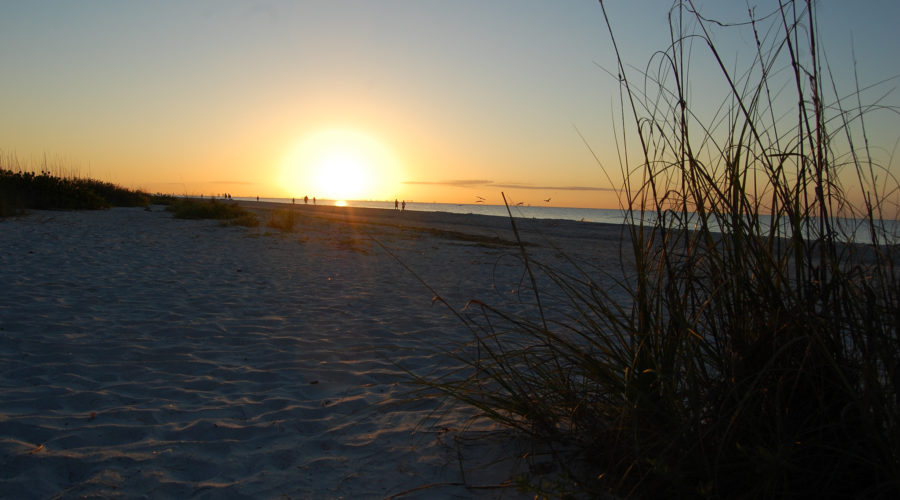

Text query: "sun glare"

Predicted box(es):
[280, 129, 402, 202]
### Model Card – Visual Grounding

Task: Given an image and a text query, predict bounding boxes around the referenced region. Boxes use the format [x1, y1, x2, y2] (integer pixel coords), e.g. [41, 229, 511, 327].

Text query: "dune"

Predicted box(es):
[0, 203, 626, 498]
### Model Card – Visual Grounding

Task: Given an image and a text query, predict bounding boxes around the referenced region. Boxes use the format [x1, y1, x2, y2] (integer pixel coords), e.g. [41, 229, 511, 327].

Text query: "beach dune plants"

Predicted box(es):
[266, 207, 301, 232]
[165, 197, 259, 227]
[0, 161, 149, 216]
[419, 1, 900, 497]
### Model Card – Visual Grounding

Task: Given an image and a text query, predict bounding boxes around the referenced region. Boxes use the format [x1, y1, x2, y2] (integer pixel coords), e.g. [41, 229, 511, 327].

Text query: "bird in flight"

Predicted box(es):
[544, 197, 551, 203]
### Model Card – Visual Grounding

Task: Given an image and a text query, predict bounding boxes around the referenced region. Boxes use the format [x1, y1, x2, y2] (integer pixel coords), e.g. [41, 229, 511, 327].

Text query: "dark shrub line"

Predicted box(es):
[0, 168, 150, 216]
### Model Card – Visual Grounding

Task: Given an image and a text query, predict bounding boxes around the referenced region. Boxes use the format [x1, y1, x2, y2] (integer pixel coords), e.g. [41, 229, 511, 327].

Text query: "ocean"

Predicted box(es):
[233, 197, 898, 245]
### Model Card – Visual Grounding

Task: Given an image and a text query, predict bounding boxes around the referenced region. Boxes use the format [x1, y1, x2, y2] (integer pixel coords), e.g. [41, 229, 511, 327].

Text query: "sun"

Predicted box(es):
[280, 129, 402, 203]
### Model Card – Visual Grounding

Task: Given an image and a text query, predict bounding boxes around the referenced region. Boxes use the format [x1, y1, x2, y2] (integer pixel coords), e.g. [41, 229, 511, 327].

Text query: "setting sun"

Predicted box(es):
[280, 129, 402, 203]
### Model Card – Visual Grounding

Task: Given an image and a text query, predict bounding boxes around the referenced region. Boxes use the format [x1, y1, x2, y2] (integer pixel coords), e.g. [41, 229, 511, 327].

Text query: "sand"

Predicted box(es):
[0, 203, 627, 499]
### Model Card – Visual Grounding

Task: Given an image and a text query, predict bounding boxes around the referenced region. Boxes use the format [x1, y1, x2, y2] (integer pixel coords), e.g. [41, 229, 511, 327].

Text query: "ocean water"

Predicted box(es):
[236, 197, 631, 225]
[234, 197, 898, 245]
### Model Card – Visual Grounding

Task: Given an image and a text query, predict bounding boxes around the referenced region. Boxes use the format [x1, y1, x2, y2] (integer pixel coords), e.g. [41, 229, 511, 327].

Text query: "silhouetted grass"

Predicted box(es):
[417, 1, 900, 498]
[0, 167, 149, 216]
[149, 193, 179, 206]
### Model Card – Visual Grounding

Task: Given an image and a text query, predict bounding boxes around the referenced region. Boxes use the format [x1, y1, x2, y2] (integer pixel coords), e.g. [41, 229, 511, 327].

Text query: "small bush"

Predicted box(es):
[266, 208, 300, 232]
[226, 213, 261, 228]
[166, 197, 256, 225]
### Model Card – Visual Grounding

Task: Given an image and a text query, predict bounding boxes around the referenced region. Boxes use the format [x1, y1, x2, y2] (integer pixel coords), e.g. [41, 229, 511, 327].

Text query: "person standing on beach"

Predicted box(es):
[401, 200, 406, 211]
[395, 199, 399, 210]
[304, 195, 308, 204]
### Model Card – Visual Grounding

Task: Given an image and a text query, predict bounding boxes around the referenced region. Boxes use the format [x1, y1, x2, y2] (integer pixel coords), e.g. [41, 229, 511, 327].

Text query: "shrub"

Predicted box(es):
[166, 197, 257, 226]
[266, 208, 300, 232]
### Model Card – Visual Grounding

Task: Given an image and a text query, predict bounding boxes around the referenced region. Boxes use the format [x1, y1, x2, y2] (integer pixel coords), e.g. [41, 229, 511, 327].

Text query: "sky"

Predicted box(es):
[2, 1, 898, 209]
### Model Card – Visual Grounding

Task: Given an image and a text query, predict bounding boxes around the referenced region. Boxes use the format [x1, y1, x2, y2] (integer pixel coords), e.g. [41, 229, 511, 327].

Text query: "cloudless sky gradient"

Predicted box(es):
[2, 1, 898, 208]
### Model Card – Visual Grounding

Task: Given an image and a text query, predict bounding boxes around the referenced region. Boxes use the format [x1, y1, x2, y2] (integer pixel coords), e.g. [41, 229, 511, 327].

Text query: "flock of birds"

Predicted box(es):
[473, 195, 551, 205]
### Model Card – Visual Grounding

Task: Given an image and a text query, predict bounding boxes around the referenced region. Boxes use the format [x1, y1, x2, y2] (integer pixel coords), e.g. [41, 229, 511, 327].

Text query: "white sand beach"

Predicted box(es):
[0, 203, 627, 499]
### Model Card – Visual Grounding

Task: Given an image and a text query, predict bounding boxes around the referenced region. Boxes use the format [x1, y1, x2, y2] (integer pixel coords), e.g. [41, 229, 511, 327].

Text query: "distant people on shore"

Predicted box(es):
[401, 200, 406, 211]
[394, 199, 399, 210]
[304, 195, 309, 204]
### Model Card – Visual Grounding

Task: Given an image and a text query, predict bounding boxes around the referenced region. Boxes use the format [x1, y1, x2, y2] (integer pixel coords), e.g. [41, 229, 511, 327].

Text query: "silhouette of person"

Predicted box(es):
[256, 195, 259, 201]
[292, 197, 295, 204]
[401, 200, 406, 211]
[395, 199, 399, 210]
[313, 197, 316, 205]
[304, 195, 308, 204]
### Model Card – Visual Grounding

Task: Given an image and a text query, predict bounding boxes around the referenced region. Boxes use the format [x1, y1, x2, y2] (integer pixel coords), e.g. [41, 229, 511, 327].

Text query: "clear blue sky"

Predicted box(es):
[2, 1, 898, 208]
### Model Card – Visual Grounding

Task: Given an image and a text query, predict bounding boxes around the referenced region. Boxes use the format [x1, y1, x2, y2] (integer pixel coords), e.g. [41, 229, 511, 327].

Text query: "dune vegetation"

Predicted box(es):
[419, 1, 900, 498]
[265, 207, 302, 232]
[164, 197, 259, 227]
[0, 161, 149, 216]
[0, 155, 257, 227]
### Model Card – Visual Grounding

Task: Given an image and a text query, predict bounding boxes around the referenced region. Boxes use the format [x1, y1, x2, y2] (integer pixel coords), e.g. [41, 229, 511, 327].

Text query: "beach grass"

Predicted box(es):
[0, 156, 259, 229]
[0, 164, 150, 216]
[416, 1, 900, 497]
[166, 197, 259, 227]
[266, 207, 301, 232]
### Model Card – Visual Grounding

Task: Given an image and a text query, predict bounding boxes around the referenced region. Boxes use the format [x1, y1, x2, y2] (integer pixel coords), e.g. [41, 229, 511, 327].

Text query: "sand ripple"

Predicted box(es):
[0, 206, 623, 498]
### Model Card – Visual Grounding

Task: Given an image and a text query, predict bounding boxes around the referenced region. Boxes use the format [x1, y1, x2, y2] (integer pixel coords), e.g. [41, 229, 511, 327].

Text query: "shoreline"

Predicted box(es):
[234, 198, 631, 252]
